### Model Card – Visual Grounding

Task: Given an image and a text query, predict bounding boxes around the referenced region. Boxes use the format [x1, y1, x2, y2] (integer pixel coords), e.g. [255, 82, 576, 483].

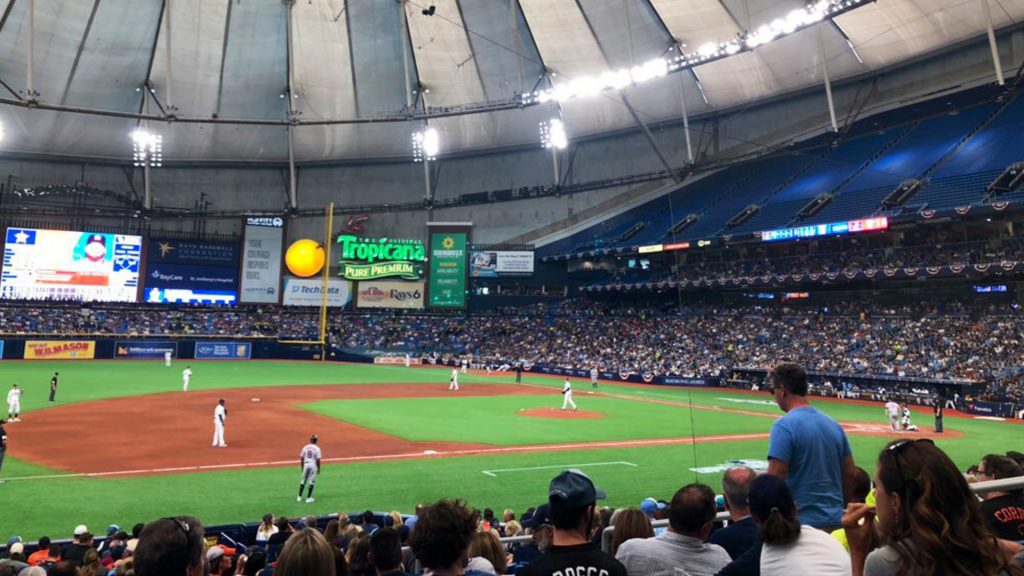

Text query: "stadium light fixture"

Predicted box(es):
[526, 0, 868, 106]
[412, 127, 439, 162]
[131, 129, 163, 168]
[540, 118, 568, 150]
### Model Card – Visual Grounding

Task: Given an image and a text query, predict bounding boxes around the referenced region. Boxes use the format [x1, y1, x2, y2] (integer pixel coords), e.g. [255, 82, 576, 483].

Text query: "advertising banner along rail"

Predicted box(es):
[24, 340, 96, 360]
[194, 341, 252, 360]
[283, 278, 352, 307]
[114, 341, 179, 360]
[356, 280, 425, 309]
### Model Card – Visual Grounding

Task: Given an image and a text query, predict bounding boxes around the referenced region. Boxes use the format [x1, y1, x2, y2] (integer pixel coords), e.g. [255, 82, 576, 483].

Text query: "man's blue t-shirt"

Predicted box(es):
[767, 406, 851, 528]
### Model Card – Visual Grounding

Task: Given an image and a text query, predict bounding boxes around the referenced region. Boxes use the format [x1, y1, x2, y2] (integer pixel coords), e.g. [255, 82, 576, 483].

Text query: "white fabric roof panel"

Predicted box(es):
[0, 0, 1022, 161]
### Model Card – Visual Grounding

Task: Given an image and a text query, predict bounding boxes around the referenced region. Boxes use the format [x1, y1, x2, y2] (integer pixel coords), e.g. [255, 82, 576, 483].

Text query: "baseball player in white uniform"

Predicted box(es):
[449, 367, 459, 391]
[213, 399, 227, 447]
[6, 385, 21, 422]
[461, 358, 468, 374]
[7, 384, 22, 422]
[901, 405, 912, 430]
[297, 435, 322, 503]
[164, 351, 173, 367]
[182, 366, 193, 392]
[885, 399, 900, 431]
[590, 367, 599, 389]
[561, 378, 577, 411]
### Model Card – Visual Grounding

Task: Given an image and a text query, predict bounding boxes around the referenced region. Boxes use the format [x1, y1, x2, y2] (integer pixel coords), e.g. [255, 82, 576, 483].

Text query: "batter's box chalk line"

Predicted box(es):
[481, 461, 638, 477]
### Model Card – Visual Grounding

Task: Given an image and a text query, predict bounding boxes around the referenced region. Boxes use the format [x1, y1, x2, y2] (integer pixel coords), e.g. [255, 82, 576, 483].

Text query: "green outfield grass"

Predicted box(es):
[0, 360, 1019, 540]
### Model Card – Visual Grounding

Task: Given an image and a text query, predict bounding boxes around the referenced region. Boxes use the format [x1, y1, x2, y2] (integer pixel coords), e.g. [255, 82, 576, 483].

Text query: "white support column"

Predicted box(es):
[981, 0, 1006, 85]
[820, 29, 838, 133]
[423, 158, 431, 203]
[285, 0, 297, 210]
[551, 147, 560, 184]
[143, 163, 152, 210]
[164, 0, 174, 112]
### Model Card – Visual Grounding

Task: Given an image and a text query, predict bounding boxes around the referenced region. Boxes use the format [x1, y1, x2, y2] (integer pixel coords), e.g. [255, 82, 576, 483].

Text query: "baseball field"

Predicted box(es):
[1, 360, 1019, 539]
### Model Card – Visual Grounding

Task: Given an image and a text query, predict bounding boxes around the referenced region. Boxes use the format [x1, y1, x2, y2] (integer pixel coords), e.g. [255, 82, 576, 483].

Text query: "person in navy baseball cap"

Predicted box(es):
[548, 469, 606, 509]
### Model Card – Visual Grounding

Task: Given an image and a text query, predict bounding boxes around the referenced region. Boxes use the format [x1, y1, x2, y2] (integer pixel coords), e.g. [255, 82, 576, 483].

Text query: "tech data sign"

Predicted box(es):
[336, 235, 426, 281]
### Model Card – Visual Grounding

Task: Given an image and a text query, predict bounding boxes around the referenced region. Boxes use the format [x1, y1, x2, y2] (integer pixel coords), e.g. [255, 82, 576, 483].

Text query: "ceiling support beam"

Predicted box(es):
[138, 0, 166, 115]
[0, 0, 16, 36]
[343, 0, 360, 117]
[285, 0, 298, 210]
[400, 0, 415, 110]
[163, 0, 175, 115]
[820, 28, 838, 133]
[623, 93, 679, 182]
[60, 0, 102, 106]
[213, 0, 233, 118]
[830, 20, 863, 66]
[982, 0, 1006, 85]
[679, 74, 693, 164]
[24, 0, 37, 102]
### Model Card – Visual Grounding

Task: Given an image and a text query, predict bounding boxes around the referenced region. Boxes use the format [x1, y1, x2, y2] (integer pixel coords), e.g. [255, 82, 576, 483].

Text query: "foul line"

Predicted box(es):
[481, 461, 638, 477]
[0, 433, 770, 482]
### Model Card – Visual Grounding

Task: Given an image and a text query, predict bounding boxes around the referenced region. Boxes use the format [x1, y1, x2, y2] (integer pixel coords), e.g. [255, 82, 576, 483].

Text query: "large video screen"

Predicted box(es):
[143, 239, 240, 305]
[1, 228, 142, 302]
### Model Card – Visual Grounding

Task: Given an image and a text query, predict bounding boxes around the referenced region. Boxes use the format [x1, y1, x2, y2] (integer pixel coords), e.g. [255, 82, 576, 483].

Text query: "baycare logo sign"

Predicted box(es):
[246, 217, 284, 228]
[337, 235, 426, 280]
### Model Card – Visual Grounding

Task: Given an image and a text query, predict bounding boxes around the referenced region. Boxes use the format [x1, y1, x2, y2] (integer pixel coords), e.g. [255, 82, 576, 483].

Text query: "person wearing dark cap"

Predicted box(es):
[766, 362, 856, 530]
[616, 484, 730, 576]
[519, 470, 626, 576]
[514, 504, 553, 565]
[717, 474, 849, 576]
[369, 527, 410, 576]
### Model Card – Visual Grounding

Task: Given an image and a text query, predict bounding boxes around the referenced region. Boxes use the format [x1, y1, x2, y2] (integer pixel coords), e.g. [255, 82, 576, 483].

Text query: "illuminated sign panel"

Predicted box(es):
[336, 235, 426, 281]
[761, 217, 888, 243]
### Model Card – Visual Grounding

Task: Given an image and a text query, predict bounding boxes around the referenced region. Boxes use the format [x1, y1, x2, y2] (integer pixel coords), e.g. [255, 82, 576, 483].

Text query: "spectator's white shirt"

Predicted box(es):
[300, 443, 321, 466]
[7, 388, 21, 403]
[760, 525, 850, 576]
[885, 401, 899, 417]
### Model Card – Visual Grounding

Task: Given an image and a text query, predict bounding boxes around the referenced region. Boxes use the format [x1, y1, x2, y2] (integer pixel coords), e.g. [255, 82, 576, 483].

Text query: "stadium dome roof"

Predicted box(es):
[0, 0, 1021, 163]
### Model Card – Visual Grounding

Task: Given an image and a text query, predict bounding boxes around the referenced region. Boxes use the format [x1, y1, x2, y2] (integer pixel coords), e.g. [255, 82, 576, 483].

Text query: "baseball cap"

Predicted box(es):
[549, 469, 606, 509]
[640, 497, 666, 516]
[521, 503, 551, 529]
[206, 545, 236, 562]
[747, 473, 795, 522]
[106, 524, 121, 537]
[6, 536, 21, 547]
[74, 525, 89, 536]
[9, 542, 24, 555]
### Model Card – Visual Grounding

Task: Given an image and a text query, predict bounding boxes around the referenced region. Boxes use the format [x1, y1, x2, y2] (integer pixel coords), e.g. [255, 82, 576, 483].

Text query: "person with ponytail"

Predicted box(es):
[842, 439, 1024, 576]
[716, 474, 850, 576]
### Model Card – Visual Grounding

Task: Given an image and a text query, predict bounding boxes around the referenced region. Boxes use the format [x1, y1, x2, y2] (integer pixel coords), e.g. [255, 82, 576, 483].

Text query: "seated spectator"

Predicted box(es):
[469, 531, 508, 575]
[63, 530, 94, 566]
[616, 484, 730, 576]
[80, 549, 103, 576]
[388, 511, 404, 531]
[207, 545, 237, 575]
[519, 470, 626, 576]
[977, 454, 1024, 541]
[27, 537, 52, 566]
[513, 504, 552, 566]
[503, 520, 521, 539]
[323, 520, 343, 550]
[409, 499, 491, 576]
[267, 517, 294, 548]
[609, 509, 653, 555]
[717, 474, 850, 576]
[369, 528, 408, 576]
[256, 514, 279, 543]
[274, 528, 337, 576]
[361, 511, 381, 535]
[347, 534, 375, 576]
[843, 439, 1021, 575]
[133, 516, 205, 576]
[709, 466, 760, 559]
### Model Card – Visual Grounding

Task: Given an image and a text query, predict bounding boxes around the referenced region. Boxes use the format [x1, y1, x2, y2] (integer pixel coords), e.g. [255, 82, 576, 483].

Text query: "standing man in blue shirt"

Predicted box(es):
[766, 362, 856, 530]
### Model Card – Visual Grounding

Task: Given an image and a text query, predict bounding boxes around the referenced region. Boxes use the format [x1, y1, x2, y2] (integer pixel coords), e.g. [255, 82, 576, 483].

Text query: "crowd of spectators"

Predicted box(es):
[3, 363, 1024, 576]
[4, 297, 1024, 396]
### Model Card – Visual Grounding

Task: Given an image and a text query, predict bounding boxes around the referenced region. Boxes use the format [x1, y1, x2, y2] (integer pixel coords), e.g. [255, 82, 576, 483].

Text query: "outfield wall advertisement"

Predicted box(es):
[144, 239, 240, 305]
[24, 340, 96, 360]
[356, 280, 424, 309]
[283, 278, 352, 307]
[115, 341, 178, 359]
[240, 218, 284, 304]
[1, 228, 142, 302]
[427, 231, 468, 308]
[195, 341, 252, 360]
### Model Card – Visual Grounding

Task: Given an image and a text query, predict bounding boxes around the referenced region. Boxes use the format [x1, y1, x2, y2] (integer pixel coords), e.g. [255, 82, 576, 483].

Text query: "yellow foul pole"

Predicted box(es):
[319, 202, 334, 358]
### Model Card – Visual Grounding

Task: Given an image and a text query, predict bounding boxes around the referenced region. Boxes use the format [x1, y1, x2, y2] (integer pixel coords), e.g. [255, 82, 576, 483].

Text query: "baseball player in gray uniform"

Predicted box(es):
[298, 435, 322, 503]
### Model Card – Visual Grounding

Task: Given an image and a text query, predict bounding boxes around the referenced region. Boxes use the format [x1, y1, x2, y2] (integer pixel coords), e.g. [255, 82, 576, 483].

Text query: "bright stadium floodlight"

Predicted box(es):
[540, 118, 568, 150]
[131, 128, 163, 168]
[524, 0, 868, 106]
[413, 127, 439, 162]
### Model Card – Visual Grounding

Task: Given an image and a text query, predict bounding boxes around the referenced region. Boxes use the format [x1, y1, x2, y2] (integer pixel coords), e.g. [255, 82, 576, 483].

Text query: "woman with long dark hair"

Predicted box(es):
[843, 439, 1024, 576]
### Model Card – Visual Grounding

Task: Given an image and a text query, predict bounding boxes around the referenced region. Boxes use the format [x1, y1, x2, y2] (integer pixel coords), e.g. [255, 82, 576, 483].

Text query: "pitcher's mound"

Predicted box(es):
[520, 407, 606, 419]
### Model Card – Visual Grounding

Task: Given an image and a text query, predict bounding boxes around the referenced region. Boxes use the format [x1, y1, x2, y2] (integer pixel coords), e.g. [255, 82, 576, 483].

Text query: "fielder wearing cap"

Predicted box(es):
[517, 470, 626, 576]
